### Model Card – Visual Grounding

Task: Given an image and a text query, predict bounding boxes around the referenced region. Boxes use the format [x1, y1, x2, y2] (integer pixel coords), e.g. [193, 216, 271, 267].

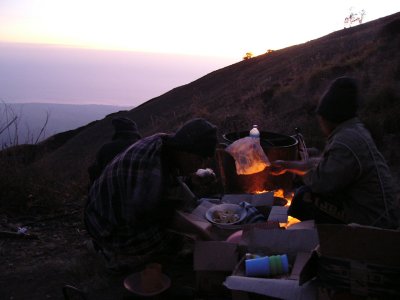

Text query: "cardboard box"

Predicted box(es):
[224, 224, 319, 300]
[171, 209, 214, 240]
[180, 193, 277, 241]
[222, 192, 274, 207]
[267, 206, 288, 223]
[221, 192, 291, 225]
[310, 224, 400, 298]
[194, 241, 239, 297]
[228, 251, 317, 300]
[316, 287, 368, 300]
[178, 192, 304, 298]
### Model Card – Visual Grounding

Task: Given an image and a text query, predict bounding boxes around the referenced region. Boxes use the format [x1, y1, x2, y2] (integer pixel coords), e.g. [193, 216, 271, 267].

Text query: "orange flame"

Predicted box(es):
[254, 189, 294, 206]
[254, 188, 300, 228]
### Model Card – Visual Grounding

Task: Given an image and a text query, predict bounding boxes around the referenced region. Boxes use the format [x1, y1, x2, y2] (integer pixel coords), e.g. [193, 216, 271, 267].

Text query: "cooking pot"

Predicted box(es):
[216, 131, 299, 193]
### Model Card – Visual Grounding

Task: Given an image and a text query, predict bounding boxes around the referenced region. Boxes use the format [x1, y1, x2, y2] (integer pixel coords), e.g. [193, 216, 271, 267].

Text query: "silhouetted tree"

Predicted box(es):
[344, 9, 366, 28]
[243, 52, 253, 60]
[0, 101, 50, 149]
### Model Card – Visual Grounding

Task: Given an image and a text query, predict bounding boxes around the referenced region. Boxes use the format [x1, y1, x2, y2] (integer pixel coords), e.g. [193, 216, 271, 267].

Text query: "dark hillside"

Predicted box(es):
[1, 12, 400, 300]
[1, 12, 400, 212]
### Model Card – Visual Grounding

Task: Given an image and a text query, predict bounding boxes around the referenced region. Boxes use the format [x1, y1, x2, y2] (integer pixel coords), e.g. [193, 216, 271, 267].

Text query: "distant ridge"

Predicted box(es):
[2, 11, 400, 201]
[0, 102, 132, 148]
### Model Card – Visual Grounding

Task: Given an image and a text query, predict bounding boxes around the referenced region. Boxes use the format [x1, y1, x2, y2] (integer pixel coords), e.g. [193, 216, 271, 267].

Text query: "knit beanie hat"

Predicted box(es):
[169, 118, 218, 158]
[112, 117, 139, 133]
[316, 77, 359, 123]
[111, 117, 141, 140]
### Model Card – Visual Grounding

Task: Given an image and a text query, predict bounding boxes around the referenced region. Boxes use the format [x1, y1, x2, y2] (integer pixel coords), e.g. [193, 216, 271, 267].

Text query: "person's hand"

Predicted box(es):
[269, 160, 288, 176]
[191, 168, 216, 185]
[189, 168, 218, 197]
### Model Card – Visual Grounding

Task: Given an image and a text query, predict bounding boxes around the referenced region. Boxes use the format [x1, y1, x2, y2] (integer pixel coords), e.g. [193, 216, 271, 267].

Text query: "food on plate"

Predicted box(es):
[212, 209, 240, 224]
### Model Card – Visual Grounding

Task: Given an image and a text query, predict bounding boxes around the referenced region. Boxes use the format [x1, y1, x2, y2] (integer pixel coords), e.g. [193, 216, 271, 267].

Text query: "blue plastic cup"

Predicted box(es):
[245, 254, 290, 277]
[245, 256, 270, 277]
[280, 254, 289, 274]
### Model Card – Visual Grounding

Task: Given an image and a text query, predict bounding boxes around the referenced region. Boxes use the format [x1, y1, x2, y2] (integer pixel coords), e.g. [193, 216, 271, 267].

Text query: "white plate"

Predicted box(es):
[205, 203, 247, 226]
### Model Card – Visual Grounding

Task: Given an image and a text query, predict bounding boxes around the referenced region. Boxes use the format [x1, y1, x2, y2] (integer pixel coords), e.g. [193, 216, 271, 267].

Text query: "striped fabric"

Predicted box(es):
[239, 201, 268, 224]
[84, 133, 177, 255]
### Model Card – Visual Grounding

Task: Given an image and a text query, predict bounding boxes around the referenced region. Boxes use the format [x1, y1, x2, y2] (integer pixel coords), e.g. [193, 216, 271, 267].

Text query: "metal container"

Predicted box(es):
[216, 131, 299, 193]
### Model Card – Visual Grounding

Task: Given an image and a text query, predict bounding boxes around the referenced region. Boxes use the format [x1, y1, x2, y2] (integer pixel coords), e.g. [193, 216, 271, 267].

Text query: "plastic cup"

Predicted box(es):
[275, 255, 284, 275]
[245, 256, 270, 277]
[280, 254, 289, 274]
[269, 255, 279, 275]
[246, 254, 290, 277]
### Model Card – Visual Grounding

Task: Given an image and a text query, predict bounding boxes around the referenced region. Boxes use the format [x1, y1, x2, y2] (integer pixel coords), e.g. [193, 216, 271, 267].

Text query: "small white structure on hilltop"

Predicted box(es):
[344, 8, 366, 28]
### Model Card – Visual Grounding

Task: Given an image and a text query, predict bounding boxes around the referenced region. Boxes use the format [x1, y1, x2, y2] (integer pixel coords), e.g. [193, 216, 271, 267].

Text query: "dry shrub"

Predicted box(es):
[362, 85, 400, 146]
[0, 159, 75, 216]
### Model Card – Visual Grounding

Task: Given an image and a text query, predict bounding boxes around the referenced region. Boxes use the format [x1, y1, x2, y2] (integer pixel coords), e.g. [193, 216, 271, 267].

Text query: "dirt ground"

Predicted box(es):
[0, 202, 231, 300]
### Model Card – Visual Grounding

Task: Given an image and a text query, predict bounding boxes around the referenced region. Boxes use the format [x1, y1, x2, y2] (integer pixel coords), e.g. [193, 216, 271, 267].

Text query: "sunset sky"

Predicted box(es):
[0, 1, 399, 106]
[1, 0, 399, 58]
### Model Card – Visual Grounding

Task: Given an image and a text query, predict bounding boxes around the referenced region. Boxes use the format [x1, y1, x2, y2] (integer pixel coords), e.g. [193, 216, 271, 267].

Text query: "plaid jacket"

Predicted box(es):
[84, 133, 177, 254]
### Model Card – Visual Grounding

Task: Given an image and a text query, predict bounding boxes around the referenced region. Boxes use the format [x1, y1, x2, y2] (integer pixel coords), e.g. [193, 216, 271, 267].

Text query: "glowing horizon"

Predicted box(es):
[1, 0, 399, 59]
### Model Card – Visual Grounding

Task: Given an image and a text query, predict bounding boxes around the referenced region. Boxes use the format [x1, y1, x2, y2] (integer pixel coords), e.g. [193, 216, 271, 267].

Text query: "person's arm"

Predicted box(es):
[305, 143, 361, 194]
[269, 157, 321, 176]
[307, 147, 321, 157]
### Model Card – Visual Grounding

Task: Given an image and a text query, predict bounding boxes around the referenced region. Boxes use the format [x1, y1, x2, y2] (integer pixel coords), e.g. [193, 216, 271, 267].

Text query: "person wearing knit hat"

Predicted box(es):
[84, 118, 218, 272]
[270, 76, 399, 229]
[316, 76, 360, 123]
[88, 117, 142, 186]
[111, 117, 141, 139]
[167, 118, 218, 158]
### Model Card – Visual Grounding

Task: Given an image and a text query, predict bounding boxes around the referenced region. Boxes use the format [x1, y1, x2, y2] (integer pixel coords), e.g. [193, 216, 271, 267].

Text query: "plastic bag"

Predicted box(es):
[225, 136, 270, 175]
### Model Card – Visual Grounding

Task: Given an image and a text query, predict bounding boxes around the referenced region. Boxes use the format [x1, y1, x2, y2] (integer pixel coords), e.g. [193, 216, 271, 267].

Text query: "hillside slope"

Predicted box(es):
[4, 12, 400, 206]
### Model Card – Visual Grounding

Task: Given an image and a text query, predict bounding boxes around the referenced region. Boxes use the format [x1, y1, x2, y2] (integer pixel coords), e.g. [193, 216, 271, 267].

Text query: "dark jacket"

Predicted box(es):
[88, 132, 141, 186]
[304, 118, 400, 229]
